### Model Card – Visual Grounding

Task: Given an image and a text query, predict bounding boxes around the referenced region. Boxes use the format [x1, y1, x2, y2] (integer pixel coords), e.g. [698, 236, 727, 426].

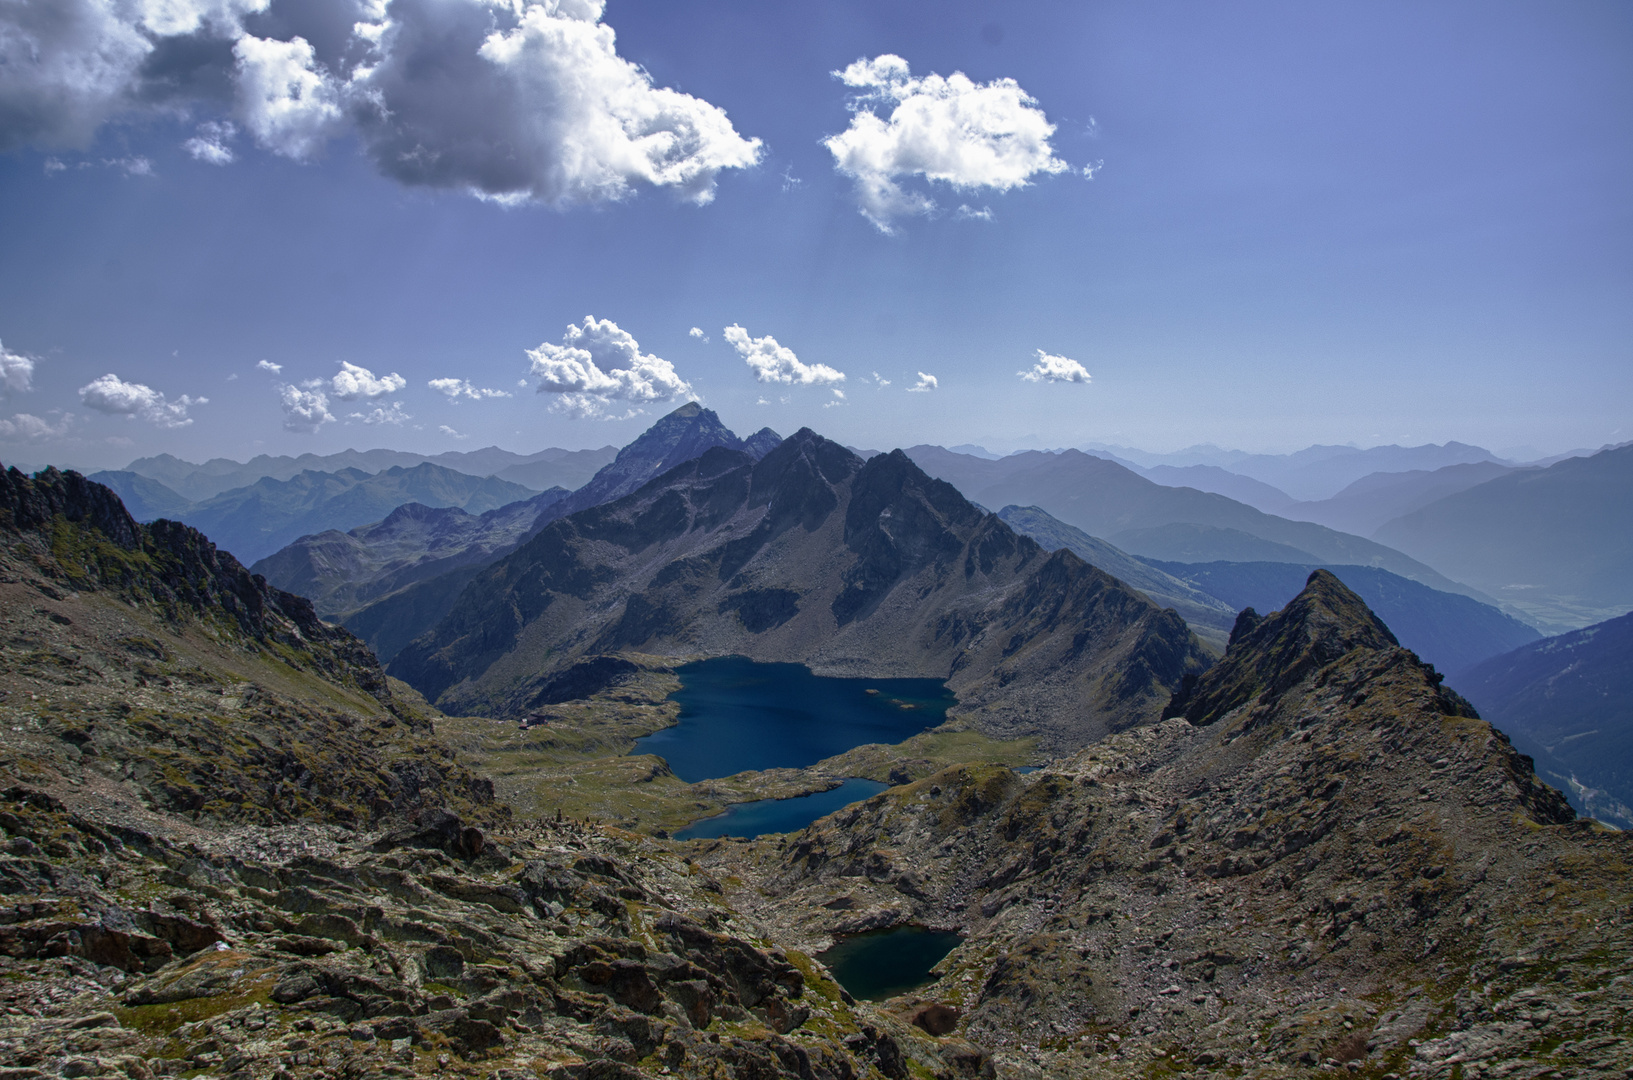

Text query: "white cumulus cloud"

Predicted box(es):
[909, 371, 938, 392]
[2, 1, 760, 208]
[1, 341, 36, 395]
[439, 424, 468, 439]
[256, 359, 282, 374]
[183, 120, 237, 164]
[528, 316, 692, 418]
[278, 384, 333, 433]
[78, 373, 205, 428]
[1019, 350, 1090, 384]
[0, 412, 72, 441]
[329, 361, 405, 400]
[688, 327, 707, 341]
[429, 378, 510, 401]
[823, 54, 1068, 232]
[723, 325, 844, 387]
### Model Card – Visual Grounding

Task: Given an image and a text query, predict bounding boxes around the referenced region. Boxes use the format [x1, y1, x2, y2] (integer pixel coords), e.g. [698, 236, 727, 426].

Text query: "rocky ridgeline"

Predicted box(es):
[0, 792, 982, 1079]
[700, 572, 1633, 1078]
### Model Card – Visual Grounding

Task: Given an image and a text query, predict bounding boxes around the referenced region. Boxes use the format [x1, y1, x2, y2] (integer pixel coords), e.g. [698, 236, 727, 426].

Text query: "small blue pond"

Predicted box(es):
[634, 657, 954, 782]
[674, 778, 888, 840]
[816, 926, 964, 1001]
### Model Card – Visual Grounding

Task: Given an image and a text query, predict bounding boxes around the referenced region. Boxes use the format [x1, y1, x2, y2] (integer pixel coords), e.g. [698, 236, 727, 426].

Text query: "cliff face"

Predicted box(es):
[701, 572, 1628, 1075]
[390, 432, 1212, 749]
[0, 464, 496, 827]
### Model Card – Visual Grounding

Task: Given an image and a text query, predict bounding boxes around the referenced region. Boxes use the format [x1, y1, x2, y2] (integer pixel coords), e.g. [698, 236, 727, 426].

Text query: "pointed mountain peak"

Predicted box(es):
[1166, 568, 1402, 726]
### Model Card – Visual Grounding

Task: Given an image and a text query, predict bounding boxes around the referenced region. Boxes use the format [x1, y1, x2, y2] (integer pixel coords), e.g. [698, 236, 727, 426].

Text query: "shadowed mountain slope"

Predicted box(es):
[390, 431, 1212, 749]
[0, 463, 500, 826]
[1148, 559, 1540, 677]
[314, 403, 780, 660]
[83, 469, 192, 521]
[1458, 610, 1633, 829]
[904, 445, 1488, 603]
[703, 571, 1629, 1075]
[1374, 443, 1633, 631]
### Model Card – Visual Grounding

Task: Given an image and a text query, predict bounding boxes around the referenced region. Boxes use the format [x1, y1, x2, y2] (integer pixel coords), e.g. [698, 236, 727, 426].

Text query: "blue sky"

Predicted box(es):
[0, 0, 1628, 470]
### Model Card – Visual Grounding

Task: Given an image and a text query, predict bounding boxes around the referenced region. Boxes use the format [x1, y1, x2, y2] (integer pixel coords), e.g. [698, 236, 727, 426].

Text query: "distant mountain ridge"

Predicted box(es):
[1082, 440, 1511, 500]
[123, 444, 617, 502]
[389, 430, 1213, 750]
[1372, 444, 1633, 632]
[903, 444, 1493, 605]
[92, 461, 542, 565]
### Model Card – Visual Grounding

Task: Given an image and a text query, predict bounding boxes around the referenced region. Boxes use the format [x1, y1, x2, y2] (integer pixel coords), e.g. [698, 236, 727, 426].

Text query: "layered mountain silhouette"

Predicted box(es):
[1458, 610, 1633, 829]
[994, 504, 1237, 645]
[91, 461, 542, 565]
[1278, 460, 1515, 536]
[1094, 439, 1511, 501]
[904, 445, 1488, 601]
[1373, 443, 1633, 631]
[258, 403, 783, 660]
[1147, 559, 1540, 677]
[390, 431, 1212, 749]
[120, 444, 617, 502]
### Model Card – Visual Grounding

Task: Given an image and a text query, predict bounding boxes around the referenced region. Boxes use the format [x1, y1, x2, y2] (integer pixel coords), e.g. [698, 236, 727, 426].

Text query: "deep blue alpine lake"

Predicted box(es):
[634, 657, 955, 783]
[816, 926, 964, 1001]
[674, 778, 888, 841]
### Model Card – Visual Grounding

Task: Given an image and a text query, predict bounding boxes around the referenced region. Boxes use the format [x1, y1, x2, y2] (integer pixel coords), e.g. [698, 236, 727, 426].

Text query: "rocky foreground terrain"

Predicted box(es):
[0, 465, 967, 1079]
[2, 463, 1629, 1079]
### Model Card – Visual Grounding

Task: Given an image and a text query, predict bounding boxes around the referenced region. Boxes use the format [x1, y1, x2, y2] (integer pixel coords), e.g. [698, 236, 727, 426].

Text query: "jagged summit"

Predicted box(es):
[1166, 568, 1405, 725]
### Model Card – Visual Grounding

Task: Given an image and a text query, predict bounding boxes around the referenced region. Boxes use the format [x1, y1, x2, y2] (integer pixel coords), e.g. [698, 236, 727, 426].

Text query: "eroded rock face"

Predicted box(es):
[701, 572, 1633, 1077]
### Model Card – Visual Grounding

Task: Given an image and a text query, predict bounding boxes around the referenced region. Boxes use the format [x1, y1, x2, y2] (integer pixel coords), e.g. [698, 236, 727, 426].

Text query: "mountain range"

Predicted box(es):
[1373, 443, 1633, 631]
[120, 444, 618, 502]
[389, 431, 1213, 749]
[257, 404, 784, 660]
[91, 461, 545, 565]
[903, 444, 1487, 601]
[1085, 439, 1514, 500]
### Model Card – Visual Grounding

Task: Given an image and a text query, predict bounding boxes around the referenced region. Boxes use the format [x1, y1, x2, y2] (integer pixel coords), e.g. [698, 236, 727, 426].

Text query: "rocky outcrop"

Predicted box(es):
[702, 572, 1630, 1076]
[390, 432, 1212, 749]
[0, 788, 981, 1079]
